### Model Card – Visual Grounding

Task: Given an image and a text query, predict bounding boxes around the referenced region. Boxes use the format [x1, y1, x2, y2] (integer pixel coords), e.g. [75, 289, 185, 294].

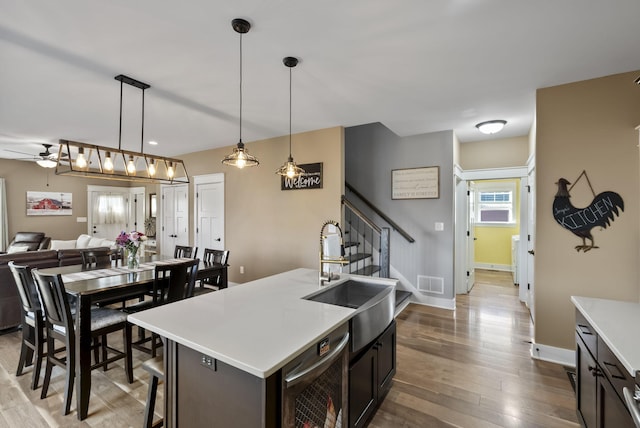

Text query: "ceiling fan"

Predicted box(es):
[3, 143, 67, 168]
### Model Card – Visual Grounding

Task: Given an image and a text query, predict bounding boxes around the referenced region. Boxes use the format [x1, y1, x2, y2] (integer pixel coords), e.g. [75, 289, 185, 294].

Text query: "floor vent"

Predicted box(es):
[417, 275, 444, 295]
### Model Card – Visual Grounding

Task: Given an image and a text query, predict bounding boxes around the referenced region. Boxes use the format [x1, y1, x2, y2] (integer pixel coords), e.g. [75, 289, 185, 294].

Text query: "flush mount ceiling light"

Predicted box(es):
[276, 56, 305, 179]
[55, 74, 188, 183]
[222, 18, 259, 169]
[475, 120, 507, 135]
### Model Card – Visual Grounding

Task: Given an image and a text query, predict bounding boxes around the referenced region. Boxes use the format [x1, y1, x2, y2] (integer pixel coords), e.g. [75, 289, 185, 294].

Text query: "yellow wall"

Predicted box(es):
[535, 70, 640, 350]
[474, 178, 520, 268]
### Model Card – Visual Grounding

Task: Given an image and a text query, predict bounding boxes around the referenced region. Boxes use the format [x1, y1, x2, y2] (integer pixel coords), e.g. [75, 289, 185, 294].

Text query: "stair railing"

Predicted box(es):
[345, 182, 415, 243]
[342, 196, 390, 278]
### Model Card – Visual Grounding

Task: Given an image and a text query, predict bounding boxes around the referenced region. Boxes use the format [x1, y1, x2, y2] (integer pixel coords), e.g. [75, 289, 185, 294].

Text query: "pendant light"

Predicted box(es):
[222, 18, 259, 169]
[276, 57, 305, 179]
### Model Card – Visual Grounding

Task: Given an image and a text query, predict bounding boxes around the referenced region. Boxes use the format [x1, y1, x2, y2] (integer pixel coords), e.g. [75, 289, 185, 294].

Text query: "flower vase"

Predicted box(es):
[126, 248, 140, 269]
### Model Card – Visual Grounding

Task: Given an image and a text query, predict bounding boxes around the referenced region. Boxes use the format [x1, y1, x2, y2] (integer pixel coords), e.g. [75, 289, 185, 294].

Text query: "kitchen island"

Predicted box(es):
[571, 296, 640, 427]
[128, 268, 397, 427]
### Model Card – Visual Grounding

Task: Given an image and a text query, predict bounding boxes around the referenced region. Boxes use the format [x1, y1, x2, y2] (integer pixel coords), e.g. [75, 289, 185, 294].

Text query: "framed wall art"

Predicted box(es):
[392, 166, 439, 199]
[26, 191, 73, 216]
[281, 162, 323, 191]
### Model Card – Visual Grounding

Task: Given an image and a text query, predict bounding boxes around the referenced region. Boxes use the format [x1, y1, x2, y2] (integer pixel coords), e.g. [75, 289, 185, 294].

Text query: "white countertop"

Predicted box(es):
[571, 296, 640, 376]
[128, 268, 395, 378]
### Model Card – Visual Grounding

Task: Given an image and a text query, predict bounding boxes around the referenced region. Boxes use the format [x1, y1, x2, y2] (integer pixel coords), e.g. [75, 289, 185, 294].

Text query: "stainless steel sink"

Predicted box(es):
[304, 279, 396, 353]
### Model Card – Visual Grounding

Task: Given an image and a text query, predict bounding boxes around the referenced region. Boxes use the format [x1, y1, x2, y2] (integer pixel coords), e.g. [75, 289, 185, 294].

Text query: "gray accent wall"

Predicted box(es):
[345, 122, 455, 300]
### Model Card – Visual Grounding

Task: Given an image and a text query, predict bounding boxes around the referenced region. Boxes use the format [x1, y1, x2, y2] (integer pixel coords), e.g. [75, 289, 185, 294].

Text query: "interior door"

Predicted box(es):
[161, 184, 189, 256]
[161, 186, 177, 256]
[527, 166, 536, 321]
[466, 181, 476, 292]
[195, 179, 224, 252]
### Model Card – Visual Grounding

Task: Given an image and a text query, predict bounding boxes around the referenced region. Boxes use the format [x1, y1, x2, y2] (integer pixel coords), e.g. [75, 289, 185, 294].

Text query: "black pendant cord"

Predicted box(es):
[288, 66, 292, 158]
[140, 87, 145, 154]
[118, 79, 123, 151]
[239, 31, 243, 144]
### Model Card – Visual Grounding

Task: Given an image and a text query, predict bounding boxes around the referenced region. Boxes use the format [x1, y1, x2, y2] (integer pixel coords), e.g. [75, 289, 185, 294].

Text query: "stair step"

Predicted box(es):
[395, 290, 412, 308]
[351, 265, 381, 276]
[346, 253, 372, 263]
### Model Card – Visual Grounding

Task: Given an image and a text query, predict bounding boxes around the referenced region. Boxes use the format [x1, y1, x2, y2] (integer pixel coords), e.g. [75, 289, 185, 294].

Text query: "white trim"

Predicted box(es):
[193, 173, 224, 185]
[475, 263, 512, 272]
[460, 166, 528, 180]
[390, 266, 455, 310]
[192, 173, 225, 252]
[530, 342, 575, 368]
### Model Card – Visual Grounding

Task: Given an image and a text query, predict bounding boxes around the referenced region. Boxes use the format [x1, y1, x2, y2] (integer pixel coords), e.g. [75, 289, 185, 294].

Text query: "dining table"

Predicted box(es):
[38, 254, 228, 420]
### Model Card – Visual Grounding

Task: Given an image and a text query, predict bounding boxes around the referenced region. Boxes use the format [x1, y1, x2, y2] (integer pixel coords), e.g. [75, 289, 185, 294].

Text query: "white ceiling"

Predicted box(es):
[1, 1, 640, 162]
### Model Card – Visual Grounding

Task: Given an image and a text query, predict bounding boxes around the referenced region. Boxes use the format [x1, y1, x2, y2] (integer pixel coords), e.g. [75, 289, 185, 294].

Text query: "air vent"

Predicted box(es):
[417, 275, 444, 295]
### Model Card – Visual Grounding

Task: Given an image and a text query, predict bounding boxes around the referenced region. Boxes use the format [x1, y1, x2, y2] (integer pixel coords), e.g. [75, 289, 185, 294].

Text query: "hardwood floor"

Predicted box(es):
[369, 269, 579, 428]
[0, 270, 578, 427]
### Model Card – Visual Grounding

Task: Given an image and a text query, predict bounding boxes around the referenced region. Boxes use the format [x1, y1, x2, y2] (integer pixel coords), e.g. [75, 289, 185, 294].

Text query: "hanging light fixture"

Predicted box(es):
[55, 74, 189, 183]
[222, 18, 259, 169]
[475, 120, 507, 135]
[276, 57, 305, 179]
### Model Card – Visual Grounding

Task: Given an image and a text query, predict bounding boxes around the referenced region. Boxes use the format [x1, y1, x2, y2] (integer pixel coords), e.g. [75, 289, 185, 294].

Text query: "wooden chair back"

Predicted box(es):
[8, 261, 42, 316]
[203, 248, 229, 266]
[152, 260, 197, 305]
[174, 245, 197, 259]
[31, 271, 74, 344]
[80, 248, 112, 269]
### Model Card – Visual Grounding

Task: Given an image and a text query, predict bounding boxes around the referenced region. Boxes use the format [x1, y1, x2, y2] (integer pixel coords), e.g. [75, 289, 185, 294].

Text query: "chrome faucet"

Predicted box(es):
[319, 220, 350, 286]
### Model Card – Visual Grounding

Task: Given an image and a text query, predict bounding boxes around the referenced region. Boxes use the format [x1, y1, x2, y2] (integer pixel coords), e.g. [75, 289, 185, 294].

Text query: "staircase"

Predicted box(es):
[341, 195, 412, 314]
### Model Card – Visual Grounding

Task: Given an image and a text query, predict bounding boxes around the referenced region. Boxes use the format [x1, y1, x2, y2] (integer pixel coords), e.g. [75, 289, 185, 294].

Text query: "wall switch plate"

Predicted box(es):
[435, 222, 444, 231]
[77, 217, 87, 223]
[239, 266, 245, 274]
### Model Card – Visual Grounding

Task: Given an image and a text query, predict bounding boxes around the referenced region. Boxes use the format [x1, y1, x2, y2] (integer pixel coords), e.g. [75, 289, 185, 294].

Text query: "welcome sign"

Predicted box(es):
[281, 162, 323, 190]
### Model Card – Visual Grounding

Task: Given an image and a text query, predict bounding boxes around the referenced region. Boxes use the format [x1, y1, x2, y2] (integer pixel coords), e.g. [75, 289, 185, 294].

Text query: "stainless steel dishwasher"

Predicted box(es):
[281, 322, 349, 428]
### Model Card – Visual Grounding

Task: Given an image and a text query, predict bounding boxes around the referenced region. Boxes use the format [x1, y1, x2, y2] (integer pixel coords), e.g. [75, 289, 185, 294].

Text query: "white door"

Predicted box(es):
[195, 174, 225, 252]
[88, 186, 144, 241]
[160, 184, 189, 256]
[527, 166, 536, 322]
[466, 181, 476, 292]
[454, 175, 467, 294]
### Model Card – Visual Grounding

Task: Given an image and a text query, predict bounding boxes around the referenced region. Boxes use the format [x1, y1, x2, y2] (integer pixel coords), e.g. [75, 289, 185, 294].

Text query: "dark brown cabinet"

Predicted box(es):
[349, 320, 396, 428]
[575, 310, 634, 428]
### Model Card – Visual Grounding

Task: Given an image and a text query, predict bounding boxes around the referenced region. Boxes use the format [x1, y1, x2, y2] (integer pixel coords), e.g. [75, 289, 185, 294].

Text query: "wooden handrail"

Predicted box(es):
[344, 182, 415, 243]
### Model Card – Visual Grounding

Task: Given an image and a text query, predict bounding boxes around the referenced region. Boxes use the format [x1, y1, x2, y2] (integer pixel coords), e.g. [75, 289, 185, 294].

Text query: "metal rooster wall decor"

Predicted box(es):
[553, 170, 624, 252]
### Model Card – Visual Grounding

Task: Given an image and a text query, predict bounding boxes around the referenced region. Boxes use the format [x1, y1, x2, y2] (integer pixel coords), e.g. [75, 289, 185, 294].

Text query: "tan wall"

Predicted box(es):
[0, 158, 130, 242]
[459, 136, 529, 170]
[535, 70, 640, 350]
[180, 126, 344, 283]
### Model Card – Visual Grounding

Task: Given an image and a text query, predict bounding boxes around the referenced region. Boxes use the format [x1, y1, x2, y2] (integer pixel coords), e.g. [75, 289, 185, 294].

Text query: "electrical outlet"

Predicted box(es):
[239, 265, 245, 274]
[435, 222, 444, 231]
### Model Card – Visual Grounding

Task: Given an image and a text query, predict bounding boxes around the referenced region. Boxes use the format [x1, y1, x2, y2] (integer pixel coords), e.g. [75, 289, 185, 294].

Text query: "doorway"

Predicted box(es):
[454, 167, 531, 309]
[87, 185, 145, 240]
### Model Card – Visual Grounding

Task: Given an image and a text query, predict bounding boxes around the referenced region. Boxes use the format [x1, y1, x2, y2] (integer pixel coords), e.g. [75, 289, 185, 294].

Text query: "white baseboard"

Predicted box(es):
[475, 263, 512, 272]
[530, 342, 575, 368]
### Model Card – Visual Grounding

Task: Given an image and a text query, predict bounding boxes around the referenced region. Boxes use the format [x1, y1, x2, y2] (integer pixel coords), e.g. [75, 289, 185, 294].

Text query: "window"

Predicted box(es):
[475, 181, 516, 225]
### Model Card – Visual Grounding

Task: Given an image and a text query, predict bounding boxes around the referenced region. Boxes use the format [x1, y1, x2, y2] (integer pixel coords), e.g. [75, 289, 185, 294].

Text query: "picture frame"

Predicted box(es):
[281, 162, 323, 191]
[26, 191, 73, 215]
[391, 166, 439, 200]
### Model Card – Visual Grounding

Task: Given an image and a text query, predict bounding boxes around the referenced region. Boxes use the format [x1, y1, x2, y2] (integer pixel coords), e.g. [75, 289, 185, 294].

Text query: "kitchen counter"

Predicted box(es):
[571, 296, 640, 376]
[128, 268, 396, 378]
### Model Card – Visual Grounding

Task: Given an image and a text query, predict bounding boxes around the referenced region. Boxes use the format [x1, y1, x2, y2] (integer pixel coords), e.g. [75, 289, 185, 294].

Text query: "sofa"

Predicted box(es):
[2, 232, 51, 254]
[0, 238, 116, 330]
[50, 233, 117, 251]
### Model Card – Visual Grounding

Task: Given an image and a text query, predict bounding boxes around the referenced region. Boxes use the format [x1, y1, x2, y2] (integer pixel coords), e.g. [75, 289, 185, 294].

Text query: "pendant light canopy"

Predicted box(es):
[55, 74, 189, 183]
[222, 18, 259, 169]
[276, 56, 305, 179]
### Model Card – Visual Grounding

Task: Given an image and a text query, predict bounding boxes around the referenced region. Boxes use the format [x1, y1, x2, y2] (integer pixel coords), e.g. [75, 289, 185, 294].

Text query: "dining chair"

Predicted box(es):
[80, 248, 113, 269]
[142, 355, 164, 428]
[32, 270, 133, 415]
[125, 259, 199, 356]
[192, 249, 230, 295]
[174, 245, 197, 259]
[8, 261, 46, 390]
